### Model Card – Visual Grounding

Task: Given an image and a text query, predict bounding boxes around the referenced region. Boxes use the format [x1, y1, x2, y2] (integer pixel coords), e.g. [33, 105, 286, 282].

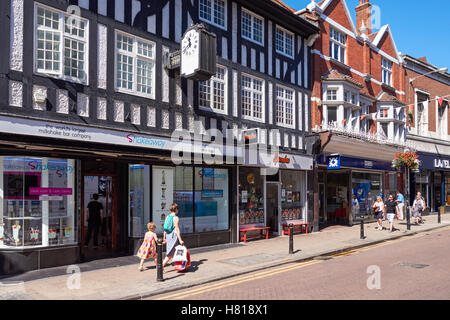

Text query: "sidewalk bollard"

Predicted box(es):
[407, 207, 411, 231]
[289, 224, 294, 254]
[438, 209, 441, 224]
[360, 216, 365, 239]
[156, 239, 164, 282]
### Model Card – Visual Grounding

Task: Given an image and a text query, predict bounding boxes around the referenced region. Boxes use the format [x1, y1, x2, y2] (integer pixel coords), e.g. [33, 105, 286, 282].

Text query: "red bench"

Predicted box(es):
[239, 227, 270, 243]
[282, 222, 309, 236]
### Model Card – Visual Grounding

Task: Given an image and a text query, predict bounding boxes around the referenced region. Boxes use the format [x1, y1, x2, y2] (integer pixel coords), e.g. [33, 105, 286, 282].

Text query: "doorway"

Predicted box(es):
[82, 175, 118, 260]
[266, 183, 280, 234]
[319, 183, 325, 224]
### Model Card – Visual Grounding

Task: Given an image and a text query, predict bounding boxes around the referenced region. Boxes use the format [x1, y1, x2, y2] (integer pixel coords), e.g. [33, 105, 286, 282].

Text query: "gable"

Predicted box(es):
[321, 0, 356, 34]
[377, 32, 397, 58]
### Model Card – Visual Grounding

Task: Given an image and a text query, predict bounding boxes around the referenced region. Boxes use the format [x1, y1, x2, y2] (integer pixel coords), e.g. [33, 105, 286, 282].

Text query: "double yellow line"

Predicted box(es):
[154, 259, 321, 300]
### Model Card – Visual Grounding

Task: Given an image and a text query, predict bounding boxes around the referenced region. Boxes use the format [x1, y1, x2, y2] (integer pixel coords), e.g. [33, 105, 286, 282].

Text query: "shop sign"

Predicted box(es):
[201, 190, 223, 198]
[327, 156, 341, 170]
[29, 187, 73, 196]
[273, 154, 291, 164]
[364, 161, 374, 168]
[39, 195, 63, 201]
[434, 159, 450, 169]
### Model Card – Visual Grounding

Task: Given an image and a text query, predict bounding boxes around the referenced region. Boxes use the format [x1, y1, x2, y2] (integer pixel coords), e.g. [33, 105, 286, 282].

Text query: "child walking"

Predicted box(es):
[137, 222, 159, 272]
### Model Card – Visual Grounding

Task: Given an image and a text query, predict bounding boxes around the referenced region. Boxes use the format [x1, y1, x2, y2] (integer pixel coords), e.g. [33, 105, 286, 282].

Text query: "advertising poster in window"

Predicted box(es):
[152, 166, 174, 234]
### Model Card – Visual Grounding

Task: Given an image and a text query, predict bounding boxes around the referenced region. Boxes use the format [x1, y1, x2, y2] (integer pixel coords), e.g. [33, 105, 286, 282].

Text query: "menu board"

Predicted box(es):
[152, 166, 174, 234]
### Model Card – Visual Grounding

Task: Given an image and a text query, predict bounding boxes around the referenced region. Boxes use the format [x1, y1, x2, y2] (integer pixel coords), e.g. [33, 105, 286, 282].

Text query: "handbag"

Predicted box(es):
[172, 245, 188, 262]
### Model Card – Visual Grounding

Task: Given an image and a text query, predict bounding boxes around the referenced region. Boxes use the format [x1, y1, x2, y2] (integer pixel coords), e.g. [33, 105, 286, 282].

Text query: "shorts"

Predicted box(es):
[387, 213, 395, 223]
[375, 211, 383, 220]
[412, 210, 422, 218]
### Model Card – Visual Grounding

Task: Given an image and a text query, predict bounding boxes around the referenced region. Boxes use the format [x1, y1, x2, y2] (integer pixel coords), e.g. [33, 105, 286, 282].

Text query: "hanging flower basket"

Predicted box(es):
[392, 151, 420, 171]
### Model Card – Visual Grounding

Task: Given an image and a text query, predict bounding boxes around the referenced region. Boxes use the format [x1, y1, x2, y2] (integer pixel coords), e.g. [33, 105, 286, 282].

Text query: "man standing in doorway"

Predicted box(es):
[395, 191, 405, 221]
[84, 193, 104, 248]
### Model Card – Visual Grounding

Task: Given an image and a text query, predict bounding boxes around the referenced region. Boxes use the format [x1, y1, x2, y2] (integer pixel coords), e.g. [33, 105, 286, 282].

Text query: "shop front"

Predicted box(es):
[238, 151, 312, 237]
[0, 115, 237, 274]
[416, 152, 450, 213]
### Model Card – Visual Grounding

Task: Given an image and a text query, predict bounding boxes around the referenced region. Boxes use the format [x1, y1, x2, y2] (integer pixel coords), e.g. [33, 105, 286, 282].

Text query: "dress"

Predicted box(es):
[136, 232, 156, 259]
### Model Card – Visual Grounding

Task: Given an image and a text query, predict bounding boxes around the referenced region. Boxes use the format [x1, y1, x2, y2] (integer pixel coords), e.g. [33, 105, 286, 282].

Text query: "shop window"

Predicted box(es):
[239, 168, 264, 227]
[1, 157, 76, 248]
[280, 170, 305, 222]
[351, 172, 382, 219]
[328, 106, 337, 123]
[128, 164, 150, 238]
[194, 168, 229, 232]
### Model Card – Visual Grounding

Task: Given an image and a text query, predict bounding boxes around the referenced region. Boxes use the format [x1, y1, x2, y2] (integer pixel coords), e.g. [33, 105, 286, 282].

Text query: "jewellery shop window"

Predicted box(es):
[239, 168, 264, 227]
[281, 170, 305, 222]
[0, 157, 77, 249]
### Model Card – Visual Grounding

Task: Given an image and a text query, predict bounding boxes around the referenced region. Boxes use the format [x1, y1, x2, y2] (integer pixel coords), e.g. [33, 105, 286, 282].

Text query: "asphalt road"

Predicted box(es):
[151, 226, 450, 300]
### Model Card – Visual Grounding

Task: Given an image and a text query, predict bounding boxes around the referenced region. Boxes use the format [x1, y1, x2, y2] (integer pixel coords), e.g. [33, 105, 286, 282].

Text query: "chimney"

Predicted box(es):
[356, 0, 372, 35]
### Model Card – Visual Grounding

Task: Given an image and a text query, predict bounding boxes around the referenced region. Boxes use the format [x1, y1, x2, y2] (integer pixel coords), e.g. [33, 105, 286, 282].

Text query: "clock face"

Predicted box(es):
[181, 29, 200, 77]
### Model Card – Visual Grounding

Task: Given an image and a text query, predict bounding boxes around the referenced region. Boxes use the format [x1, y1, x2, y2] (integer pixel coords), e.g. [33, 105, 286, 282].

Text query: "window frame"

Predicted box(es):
[275, 25, 294, 59]
[241, 8, 264, 46]
[275, 84, 295, 129]
[198, 65, 228, 115]
[241, 73, 265, 123]
[114, 30, 156, 100]
[326, 89, 338, 101]
[199, 0, 228, 31]
[381, 58, 393, 86]
[33, 4, 89, 85]
[327, 106, 338, 123]
[329, 27, 346, 64]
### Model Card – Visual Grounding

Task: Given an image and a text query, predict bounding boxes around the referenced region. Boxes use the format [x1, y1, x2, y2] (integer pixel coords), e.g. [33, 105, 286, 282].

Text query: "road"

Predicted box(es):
[151, 226, 450, 300]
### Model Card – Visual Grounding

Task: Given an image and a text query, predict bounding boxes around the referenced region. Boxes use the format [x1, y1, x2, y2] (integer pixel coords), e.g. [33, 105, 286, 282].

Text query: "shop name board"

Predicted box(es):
[434, 159, 450, 169]
[29, 187, 73, 196]
[273, 154, 291, 164]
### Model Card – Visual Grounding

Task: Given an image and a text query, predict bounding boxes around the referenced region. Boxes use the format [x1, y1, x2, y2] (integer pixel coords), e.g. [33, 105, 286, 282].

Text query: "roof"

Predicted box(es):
[321, 69, 364, 88]
[271, 0, 296, 13]
[377, 92, 406, 105]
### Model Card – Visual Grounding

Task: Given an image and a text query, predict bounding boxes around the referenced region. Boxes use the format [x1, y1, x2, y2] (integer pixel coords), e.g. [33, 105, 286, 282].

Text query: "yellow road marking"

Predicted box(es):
[154, 260, 321, 300]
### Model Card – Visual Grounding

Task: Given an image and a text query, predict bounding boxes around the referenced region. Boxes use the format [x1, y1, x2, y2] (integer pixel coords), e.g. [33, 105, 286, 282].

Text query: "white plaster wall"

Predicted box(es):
[162, 110, 169, 129]
[131, 104, 141, 125]
[33, 86, 47, 111]
[98, 0, 107, 16]
[10, 0, 24, 72]
[162, 2, 170, 39]
[9, 81, 23, 107]
[77, 93, 89, 117]
[188, 115, 195, 133]
[114, 100, 124, 122]
[162, 46, 170, 103]
[147, 107, 156, 127]
[97, 24, 108, 90]
[97, 97, 107, 120]
[115, 0, 125, 23]
[56, 89, 69, 114]
[176, 112, 183, 130]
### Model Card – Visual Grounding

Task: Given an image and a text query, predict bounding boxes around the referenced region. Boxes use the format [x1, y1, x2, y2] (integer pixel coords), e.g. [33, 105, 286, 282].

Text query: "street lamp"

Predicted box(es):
[409, 67, 448, 84]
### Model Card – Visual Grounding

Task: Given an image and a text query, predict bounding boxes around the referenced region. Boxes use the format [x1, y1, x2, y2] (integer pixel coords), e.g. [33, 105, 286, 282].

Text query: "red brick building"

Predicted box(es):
[402, 54, 450, 213]
[297, 0, 407, 226]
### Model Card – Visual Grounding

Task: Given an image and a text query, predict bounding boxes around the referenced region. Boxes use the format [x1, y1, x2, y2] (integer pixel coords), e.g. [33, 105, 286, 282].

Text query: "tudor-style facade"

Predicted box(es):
[0, 0, 318, 274]
[297, 0, 408, 227]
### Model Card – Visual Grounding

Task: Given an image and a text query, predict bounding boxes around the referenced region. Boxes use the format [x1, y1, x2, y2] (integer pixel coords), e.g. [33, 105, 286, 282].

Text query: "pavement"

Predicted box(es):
[0, 215, 449, 300]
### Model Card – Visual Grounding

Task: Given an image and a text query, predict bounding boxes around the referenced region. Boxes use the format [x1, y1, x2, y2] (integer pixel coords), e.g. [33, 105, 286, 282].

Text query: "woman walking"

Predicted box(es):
[373, 196, 384, 230]
[162, 203, 184, 271]
[412, 193, 425, 224]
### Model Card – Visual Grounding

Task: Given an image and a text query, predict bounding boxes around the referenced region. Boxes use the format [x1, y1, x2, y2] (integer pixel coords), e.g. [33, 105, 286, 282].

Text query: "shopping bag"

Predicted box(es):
[174, 250, 191, 272]
[172, 245, 188, 262]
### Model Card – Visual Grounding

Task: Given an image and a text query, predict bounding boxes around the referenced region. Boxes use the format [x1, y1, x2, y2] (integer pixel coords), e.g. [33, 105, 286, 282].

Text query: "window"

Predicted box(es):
[380, 108, 389, 118]
[276, 86, 295, 128]
[115, 31, 155, 98]
[35, 5, 88, 84]
[328, 106, 337, 123]
[241, 74, 264, 122]
[438, 99, 449, 136]
[344, 90, 350, 103]
[241, 9, 264, 45]
[276, 26, 294, 58]
[381, 58, 393, 86]
[199, 66, 227, 114]
[199, 0, 227, 29]
[329, 27, 346, 63]
[380, 123, 388, 136]
[327, 89, 337, 101]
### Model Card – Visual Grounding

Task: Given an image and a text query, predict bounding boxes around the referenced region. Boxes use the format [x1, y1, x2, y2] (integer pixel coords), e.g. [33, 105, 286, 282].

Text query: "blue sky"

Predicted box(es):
[284, 0, 450, 68]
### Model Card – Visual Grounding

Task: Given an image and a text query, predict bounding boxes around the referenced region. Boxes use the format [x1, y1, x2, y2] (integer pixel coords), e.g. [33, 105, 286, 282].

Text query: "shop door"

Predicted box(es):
[266, 183, 280, 234]
[319, 183, 325, 223]
[82, 175, 118, 260]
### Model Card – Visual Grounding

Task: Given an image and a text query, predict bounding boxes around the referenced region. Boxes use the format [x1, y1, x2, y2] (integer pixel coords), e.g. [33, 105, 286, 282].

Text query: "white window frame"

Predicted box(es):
[275, 85, 295, 129]
[379, 107, 390, 118]
[199, 0, 228, 31]
[327, 106, 338, 123]
[326, 89, 337, 101]
[329, 27, 346, 64]
[437, 98, 449, 137]
[241, 73, 265, 123]
[199, 65, 228, 115]
[114, 30, 156, 100]
[275, 25, 294, 59]
[241, 8, 264, 46]
[381, 58, 393, 86]
[34, 4, 89, 85]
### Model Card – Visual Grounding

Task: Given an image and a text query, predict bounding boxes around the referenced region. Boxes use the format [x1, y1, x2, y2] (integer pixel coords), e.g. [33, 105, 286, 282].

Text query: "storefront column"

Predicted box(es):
[348, 170, 353, 226]
[442, 171, 446, 209]
[42, 158, 49, 247]
[430, 172, 435, 212]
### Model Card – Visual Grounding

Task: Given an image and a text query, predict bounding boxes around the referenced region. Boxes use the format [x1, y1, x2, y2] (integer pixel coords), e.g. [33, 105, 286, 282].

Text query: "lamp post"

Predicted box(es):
[405, 166, 411, 230]
[409, 67, 448, 84]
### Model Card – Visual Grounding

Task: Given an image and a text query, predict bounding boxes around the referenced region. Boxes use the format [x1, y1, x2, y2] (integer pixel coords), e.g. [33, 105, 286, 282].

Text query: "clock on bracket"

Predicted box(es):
[180, 24, 216, 81]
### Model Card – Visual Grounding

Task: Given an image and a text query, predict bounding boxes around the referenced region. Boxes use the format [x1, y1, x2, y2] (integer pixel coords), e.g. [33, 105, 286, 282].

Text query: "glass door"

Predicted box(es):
[266, 183, 280, 234]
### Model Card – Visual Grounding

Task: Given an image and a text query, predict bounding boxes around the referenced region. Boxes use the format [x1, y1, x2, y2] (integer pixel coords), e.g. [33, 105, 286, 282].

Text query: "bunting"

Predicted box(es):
[438, 97, 445, 107]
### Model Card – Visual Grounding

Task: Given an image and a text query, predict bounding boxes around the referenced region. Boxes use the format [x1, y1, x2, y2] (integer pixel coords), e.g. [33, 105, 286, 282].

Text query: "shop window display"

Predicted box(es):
[280, 170, 305, 222]
[0, 157, 76, 248]
[129, 165, 150, 238]
[352, 172, 382, 219]
[239, 168, 264, 226]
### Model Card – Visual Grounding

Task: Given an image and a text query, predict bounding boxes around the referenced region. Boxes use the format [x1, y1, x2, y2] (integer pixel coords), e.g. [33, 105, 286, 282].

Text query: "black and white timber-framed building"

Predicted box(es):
[0, 0, 318, 274]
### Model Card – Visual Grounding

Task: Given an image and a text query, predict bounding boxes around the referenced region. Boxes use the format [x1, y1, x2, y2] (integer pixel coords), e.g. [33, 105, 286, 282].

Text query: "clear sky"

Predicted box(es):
[283, 0, 450, 68]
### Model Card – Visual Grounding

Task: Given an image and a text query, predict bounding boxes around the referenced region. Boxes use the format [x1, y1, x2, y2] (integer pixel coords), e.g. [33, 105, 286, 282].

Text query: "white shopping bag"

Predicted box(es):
[172, 245, 188, 262]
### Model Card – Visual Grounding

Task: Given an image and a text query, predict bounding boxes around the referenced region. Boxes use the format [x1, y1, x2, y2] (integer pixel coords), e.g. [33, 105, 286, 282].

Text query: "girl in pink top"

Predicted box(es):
[137, 222, 159, 272]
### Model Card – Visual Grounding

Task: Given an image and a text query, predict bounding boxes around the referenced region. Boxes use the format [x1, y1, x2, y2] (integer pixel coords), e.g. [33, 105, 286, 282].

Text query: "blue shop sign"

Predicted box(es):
[417, 152, 450, 170]
[327, 155, 341, 170]
[319, 155, 395, 171]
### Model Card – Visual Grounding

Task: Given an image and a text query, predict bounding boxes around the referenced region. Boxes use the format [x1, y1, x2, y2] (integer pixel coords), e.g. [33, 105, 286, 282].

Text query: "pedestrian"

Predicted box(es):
[162, 203, 185, 272]
[84, 193, 104, 248]
[395, 191, 405, 221]
[366, 191, 374, 217]
[384, 194, 397, 233]
[373, 196, 384, 231]
[412, 193, 425, 224]
[137, 222, 159, 272]
[351, 194, 360, 218]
